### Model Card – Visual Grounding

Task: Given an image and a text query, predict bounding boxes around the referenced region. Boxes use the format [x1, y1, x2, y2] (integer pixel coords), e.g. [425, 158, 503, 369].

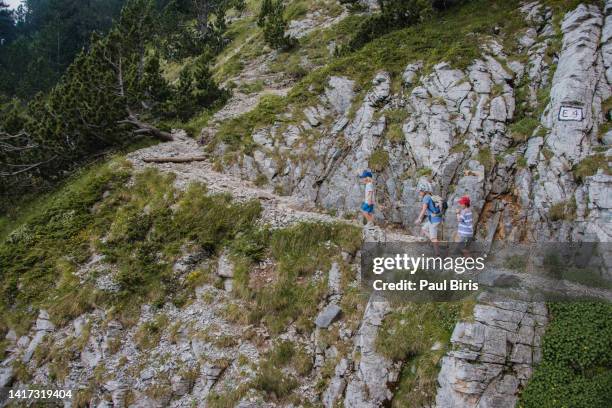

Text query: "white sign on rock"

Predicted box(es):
[558, 106, 583, 121]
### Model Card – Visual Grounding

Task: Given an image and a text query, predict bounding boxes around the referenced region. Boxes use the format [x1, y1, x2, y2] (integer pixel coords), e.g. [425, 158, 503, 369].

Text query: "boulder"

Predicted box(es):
[315, 304, 342, 328]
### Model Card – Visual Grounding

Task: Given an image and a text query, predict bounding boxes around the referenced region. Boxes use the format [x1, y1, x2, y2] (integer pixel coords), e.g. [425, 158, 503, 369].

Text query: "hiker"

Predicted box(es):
[414, 181, 444, 250]
[359, 170, 375, 225]
[455, 195, 473, 255]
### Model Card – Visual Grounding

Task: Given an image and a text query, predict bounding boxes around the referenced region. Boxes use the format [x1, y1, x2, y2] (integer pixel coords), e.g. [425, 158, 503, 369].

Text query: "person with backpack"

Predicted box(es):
[414, 181, 444, 246]
[359, 170, 375, 226]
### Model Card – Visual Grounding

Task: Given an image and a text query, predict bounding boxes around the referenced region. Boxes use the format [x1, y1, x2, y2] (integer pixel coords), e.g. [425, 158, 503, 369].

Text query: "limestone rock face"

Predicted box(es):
[435, 294, 548, 408]
[543, 4, 604, 165]
[343, 297, 398, 408]
[228, 0, 610, 245]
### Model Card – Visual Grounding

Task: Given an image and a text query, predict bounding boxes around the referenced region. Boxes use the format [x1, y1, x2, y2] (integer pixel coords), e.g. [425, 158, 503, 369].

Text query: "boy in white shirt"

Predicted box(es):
[359, 170, 375, 225]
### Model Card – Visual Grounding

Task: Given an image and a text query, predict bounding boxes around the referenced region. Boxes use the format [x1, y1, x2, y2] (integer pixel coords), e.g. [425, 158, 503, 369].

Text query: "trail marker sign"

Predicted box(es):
[558, 106, 583, 121]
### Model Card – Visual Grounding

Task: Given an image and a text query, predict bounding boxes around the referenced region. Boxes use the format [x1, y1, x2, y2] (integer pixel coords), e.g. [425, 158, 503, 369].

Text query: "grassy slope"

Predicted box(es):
[213, 0, 529, 152]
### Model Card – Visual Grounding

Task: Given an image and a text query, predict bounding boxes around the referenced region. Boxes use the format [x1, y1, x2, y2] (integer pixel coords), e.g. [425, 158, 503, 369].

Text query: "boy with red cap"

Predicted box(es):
[456, 196, 473, 253]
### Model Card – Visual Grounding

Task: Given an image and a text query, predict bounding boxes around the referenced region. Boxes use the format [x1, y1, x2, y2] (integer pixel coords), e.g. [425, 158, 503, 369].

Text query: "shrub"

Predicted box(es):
[548, 198, 576, 222]
[252, 361, 298, 400]
[509, 117, 539, 141]
[369, 149, 390, 172]
[258, 0, 296, 50]
[573, 153, 610, 183]
[519, 302, 612, 408]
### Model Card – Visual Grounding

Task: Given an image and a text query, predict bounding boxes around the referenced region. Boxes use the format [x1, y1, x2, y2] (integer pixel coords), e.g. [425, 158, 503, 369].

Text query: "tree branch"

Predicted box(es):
[118, 110, 173, 142]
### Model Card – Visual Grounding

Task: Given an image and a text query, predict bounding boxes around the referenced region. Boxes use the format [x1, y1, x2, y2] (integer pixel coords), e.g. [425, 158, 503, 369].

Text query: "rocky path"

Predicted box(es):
[127, 131, 418, 243]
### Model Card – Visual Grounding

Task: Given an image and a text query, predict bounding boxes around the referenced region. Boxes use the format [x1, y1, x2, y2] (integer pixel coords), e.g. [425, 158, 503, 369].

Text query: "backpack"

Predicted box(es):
[429, 195, 448, 215]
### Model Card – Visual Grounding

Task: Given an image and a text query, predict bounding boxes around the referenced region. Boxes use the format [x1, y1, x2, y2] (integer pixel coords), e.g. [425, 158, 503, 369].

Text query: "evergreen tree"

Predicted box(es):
[170, 67, 196, 121]
[141, 51, 172, 114]
[192, 54, 224, 108]
[257, 0, 273, 27]
[1, 0, 171, 195]
[258, 0, 294, 50]
[0, 1, 14, 46]
[0, 0, 126, 98]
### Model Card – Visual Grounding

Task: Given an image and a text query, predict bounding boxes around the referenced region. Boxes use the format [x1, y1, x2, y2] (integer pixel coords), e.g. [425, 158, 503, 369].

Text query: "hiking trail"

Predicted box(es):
[127, 131, 419, 243]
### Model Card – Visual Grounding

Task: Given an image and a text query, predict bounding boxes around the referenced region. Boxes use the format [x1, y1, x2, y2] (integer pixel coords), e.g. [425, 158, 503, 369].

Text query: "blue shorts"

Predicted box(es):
[361, 202, 374, 213]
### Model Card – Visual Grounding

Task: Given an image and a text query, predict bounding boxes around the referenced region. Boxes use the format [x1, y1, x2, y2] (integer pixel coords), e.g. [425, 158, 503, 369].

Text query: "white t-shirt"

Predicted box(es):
[364, 182, 374, 204]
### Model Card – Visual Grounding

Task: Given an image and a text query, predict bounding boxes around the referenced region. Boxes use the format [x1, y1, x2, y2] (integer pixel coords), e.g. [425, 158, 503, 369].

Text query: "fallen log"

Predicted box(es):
[142, 156, 209, 163]
[119, 110, 174, 142]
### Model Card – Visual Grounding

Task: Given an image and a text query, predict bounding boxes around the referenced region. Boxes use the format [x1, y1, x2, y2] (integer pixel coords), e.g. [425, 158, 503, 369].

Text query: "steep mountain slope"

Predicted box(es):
[1, 1, 611, 407]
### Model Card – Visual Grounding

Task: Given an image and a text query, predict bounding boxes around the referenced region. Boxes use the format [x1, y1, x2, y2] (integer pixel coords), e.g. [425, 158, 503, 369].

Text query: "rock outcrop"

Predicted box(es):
[435, 294, 548, 408]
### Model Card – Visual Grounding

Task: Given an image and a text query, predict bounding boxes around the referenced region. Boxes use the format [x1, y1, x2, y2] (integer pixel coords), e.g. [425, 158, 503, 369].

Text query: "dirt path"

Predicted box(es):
[127, 132, 418, 243]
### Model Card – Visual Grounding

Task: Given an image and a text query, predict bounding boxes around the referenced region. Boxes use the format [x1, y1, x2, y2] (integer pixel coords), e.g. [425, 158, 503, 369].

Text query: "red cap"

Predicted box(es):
[458, 196, 470, 206]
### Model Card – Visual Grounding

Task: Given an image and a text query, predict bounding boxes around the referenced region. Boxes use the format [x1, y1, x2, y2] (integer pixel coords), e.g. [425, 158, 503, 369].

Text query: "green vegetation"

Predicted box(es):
[1, 0, 236, 198]
[135, 314, 169, 350]
[509, 117, 540, 141]
[476, 147, 496, 173]
[0, 159, 263, 334]
[246, 222, 361, 334]
[369, 149, 390, 172]
[0, 0, 126, 99]
[519, 302, 612, 408]
[258, 0, 295, 50]
[207, 340, 312, 404]
[573, 153, 611, 183]
[214, 94, 286, 152]
[378, 301, 475, 407]
[384, 108, 409, 143]
[548, 198, 577, 222]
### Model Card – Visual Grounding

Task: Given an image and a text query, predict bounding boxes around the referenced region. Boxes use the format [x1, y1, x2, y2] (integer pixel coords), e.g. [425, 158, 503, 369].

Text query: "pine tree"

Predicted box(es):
[170, 67, 196, 121]
[192, 54, 224, 108]
[258, 0, 294, 50]
[141, 51, 172, 114]
[0, 1, 14, 45]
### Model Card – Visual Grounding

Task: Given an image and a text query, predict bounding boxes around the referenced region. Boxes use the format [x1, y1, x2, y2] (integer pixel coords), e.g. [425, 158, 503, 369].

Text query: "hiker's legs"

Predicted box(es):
[460, 236, 472, 257]
[361, 202, 374, 225]
[428, 222, 441, 256]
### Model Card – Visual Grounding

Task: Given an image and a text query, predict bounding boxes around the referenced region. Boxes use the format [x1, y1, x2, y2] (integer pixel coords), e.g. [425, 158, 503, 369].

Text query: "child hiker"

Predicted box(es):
[415, 181, 443, 253]
[455, 195, 473, 255]
[359, 170, 375, 225]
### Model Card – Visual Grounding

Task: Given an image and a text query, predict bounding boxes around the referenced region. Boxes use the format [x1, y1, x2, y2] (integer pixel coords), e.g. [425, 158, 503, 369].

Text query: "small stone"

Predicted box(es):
[140, 368, 155, 381]
[217, 250, 234, 278]
[36, 310, 55, 332]
[315, 304, 342, 329]
[171, 374, 190, 396]
[5, 329, 17, 343]
[223, 278, 234, 292]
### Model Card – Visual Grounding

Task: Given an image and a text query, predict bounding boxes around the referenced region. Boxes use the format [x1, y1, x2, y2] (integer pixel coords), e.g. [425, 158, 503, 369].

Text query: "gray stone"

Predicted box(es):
[304, 106, 321, 127]
[140, 368, 155, 381]
[326, 76, 355, 115]
[217, 250, 235, 278]
[35, 309, 55, 331]
[366, 72, 391, 107]
[315, 304, 342, 328]
[0, 366, 13, 388]
[402, 61, 423, 87]
[603, 129, 612, 145]
[543, 4, 604, 165]
[171, 374, 190, 396]
[5, 329, 17, 343]
[16, 335, 29, 348]
[22, 331, 46, 363]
